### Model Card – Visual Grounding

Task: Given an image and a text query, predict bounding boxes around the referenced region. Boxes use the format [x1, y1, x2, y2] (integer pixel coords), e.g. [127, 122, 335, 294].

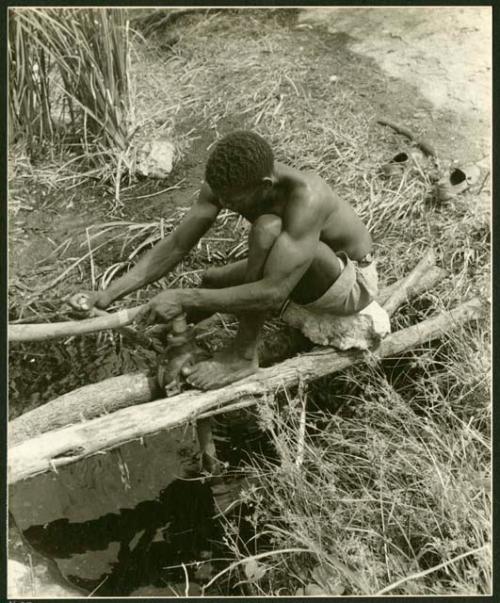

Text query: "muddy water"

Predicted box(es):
[10, 425, 218, 596]
[10, 410, 270, 597]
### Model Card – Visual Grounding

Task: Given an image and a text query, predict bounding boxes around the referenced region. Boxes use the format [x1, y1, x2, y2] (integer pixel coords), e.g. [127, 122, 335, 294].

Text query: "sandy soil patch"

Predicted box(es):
[299, 7, 491, 155]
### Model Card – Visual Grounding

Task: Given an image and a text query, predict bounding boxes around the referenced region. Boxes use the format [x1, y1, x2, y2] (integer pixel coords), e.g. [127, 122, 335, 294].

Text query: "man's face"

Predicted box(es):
[218, 178, 271, 214]
[220, 187, 258, 212]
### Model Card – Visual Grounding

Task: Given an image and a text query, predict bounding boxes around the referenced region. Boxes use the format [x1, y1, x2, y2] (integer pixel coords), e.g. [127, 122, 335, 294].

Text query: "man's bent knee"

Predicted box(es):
[201, 268, 220, 288]
[201, 261, 247, 289]
[250, 214, 282, 248]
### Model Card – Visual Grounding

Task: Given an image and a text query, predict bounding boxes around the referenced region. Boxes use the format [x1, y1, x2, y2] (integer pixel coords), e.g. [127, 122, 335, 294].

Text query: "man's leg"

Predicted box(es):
[289, 240, 343, 305]
[184, 216, 344, 389]
[229, 214, 283, 362]
[184, 215, 282, 389]
[186, 260, 248, 324]
[198, 240, 344, 304]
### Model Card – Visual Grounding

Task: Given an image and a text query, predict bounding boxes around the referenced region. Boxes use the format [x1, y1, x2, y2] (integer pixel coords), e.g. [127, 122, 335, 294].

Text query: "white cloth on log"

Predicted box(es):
[281, 299, 391, 350]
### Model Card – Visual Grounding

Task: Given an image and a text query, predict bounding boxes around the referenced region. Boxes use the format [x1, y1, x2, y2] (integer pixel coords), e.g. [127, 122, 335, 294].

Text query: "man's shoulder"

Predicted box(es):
[280, 175, 333, 234]
[284, 169, 337, 212]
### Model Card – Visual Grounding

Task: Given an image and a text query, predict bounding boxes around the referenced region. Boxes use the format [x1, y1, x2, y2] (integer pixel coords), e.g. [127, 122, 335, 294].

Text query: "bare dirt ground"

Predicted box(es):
[299, 7, 491, 164]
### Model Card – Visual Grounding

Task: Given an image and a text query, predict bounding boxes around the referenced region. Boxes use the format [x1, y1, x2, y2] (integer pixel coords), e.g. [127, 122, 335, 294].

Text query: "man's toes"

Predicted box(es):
[183, 360, 211, 377]
[192, 368, 220, 390]
[198, 379, 214, 391]
[199, 373, 219, 389]
[197, 363, 218, 380]
[185, 362, 207, 379]
[186, 373, 203, 387]
[186, 365, 215, 387]
[184, 359, 257, 390]
[192, 361, 210, 373]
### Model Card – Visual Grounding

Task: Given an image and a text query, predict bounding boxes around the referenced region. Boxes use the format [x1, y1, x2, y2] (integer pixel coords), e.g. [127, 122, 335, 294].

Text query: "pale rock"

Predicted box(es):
[8, 558, 84, 598]
[282, 300, 391, 350]
[135, 139, 176, 178]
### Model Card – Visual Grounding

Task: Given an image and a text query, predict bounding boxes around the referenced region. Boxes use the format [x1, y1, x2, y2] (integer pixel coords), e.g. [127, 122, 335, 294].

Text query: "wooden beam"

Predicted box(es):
[8, 306, 145, 343]
[9, 373, 161, 447]
[381, 248, 435, 315]
[8, 298, 482, 485]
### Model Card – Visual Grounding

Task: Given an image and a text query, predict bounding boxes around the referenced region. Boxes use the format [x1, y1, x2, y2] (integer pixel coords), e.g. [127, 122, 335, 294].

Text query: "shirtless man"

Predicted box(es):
[70, 130, 377, 390]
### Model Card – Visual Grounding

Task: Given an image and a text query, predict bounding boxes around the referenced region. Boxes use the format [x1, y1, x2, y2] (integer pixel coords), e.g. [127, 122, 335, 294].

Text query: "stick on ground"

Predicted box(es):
[382, 248, 435, 315]
[377, 117, 437, 158]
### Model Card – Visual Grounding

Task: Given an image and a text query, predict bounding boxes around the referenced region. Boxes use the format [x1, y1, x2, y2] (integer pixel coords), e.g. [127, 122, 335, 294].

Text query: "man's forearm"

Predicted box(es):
[101, 236, 185, 306]
[178, 279, 287, 315]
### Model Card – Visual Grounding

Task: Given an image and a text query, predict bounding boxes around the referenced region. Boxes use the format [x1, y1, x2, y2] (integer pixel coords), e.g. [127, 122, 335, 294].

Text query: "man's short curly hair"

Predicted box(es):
[205, 130, 274, 193]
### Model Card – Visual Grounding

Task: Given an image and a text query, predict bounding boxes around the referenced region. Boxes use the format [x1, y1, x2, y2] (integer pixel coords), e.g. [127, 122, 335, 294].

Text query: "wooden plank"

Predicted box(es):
[382, 248, 435, 315]
[9, 373, 160, 447]
[9, 306, 145, 343]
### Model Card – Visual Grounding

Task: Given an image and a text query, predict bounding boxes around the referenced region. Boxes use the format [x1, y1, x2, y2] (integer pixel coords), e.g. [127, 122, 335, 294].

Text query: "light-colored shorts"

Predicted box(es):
[280, 251, 379, 320]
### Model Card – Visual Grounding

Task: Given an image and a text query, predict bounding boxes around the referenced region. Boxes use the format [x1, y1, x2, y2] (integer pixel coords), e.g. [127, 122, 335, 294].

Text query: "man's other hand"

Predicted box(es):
[135, 290, 183, 325]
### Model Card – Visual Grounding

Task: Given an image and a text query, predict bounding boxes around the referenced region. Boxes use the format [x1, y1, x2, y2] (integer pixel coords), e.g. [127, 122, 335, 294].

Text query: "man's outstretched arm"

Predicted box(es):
[70, 183, 221, 310]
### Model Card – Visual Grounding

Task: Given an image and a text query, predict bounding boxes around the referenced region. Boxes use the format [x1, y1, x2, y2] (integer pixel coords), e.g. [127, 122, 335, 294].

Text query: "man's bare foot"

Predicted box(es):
[182, 346, 258, 390]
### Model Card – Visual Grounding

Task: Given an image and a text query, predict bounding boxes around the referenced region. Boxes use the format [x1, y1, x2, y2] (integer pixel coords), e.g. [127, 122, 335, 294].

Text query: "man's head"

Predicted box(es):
[205, 130, 275, 210]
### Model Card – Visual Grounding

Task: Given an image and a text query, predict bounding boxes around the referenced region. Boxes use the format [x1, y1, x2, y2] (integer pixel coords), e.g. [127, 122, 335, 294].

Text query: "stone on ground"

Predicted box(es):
[135, 139, 176, 178]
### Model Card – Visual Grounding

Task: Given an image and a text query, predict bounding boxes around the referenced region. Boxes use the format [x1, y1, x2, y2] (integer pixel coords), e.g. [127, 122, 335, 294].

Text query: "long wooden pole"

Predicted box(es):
[9, 373, 161, 447]
[8, 298, 482, 485]
[8, 306, 146, 343]
[8, 250, 438, 343]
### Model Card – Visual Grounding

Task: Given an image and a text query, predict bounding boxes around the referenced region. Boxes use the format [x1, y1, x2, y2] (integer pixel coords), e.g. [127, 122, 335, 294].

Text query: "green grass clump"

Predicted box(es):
[9, 8, 133, 190]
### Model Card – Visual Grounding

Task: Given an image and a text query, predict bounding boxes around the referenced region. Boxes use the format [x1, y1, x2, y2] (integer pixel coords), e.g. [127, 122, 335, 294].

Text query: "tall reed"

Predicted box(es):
[8, 8, 133, 188]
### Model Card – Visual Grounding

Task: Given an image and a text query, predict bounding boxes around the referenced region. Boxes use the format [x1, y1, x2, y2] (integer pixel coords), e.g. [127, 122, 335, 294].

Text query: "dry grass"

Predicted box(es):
[8, 8, 490, 596]
[230, 354, 490, 595]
